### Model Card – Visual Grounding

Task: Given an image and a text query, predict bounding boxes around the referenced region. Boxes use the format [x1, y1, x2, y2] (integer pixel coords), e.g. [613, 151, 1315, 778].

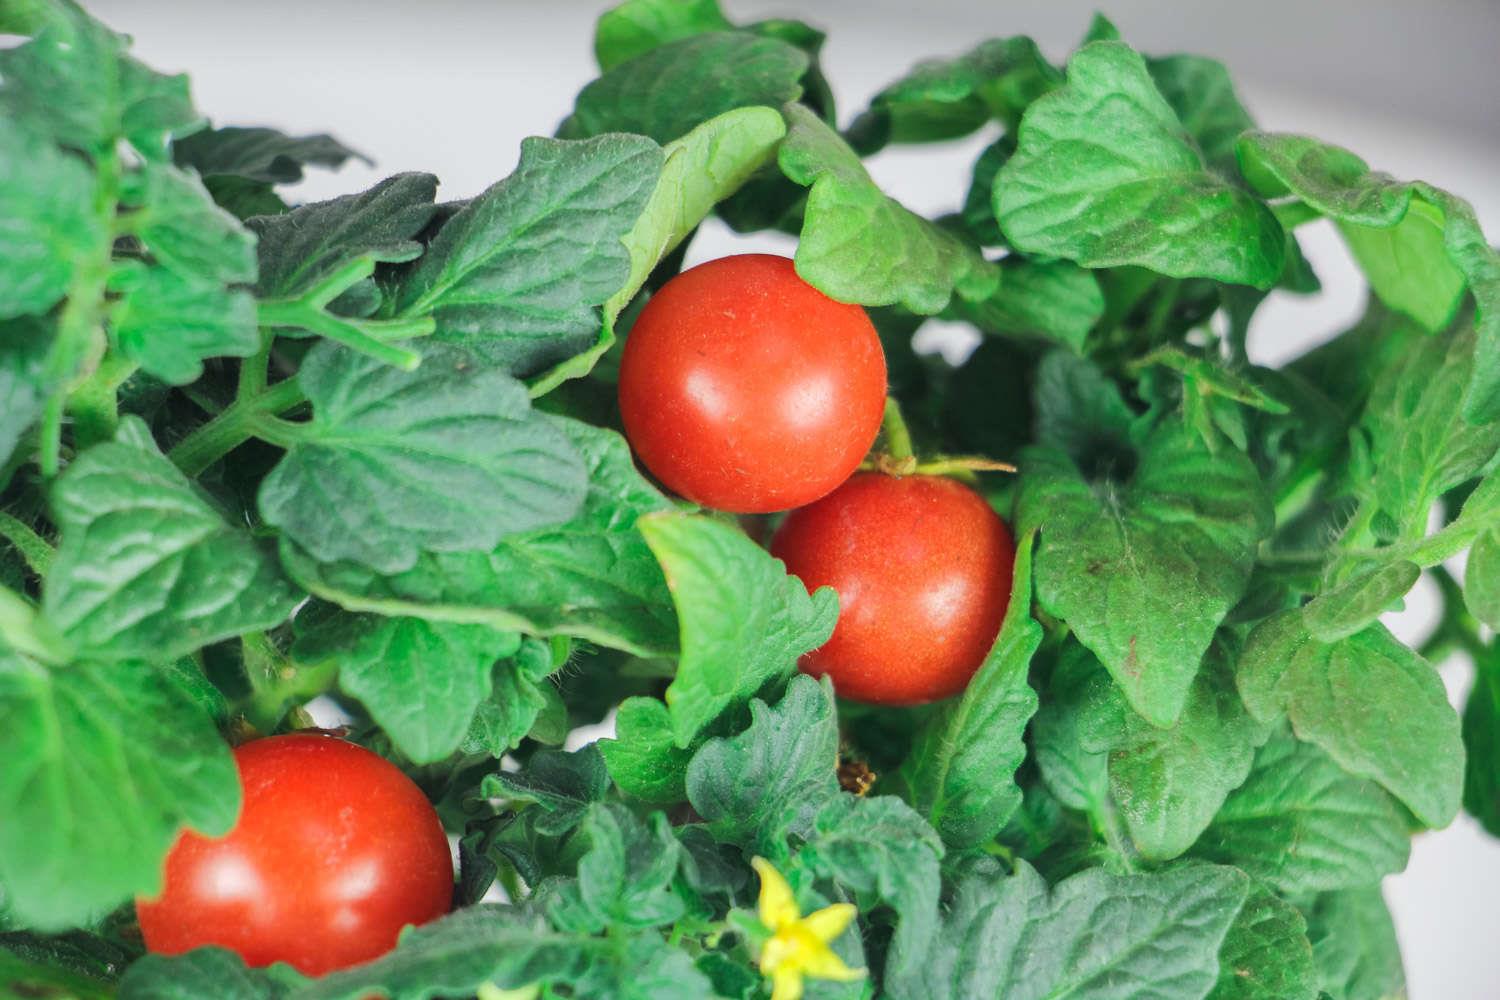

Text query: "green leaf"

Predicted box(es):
[127, 160, 256, 284]
[482, 744, 611, 838]
[561, 32, 807, 144]
[949, 258, 1104, 352]
[250, 172, 438, 300]
[0, 317, 52, 467]
[889, 860, 1250, 1000]
[1018, 423, 1272, 726]
[897, 531, 1040, 849]
[259, 342, 587, 575]
[532, 106, 787, 394]
[997, 42, 1284, 288]
[0, 118, 106, 320]
[1462, 648, 1500, 836]
[0, 651, 239, 930]
[1358, 327, 1500, 539]
[291, 602, 521, 764]
[795, 793, 943, 973]
[1107, 640, 1270, 860]
[280, 417, 675, 657]
[1209, 880, 1319, 1000]
[547, 803, 684, 933]
[173, 124, 366, 185]
[1303, 560, 1420, 643]
[107, 262, 259, 385]
[779, 102, 998, 314]
[853, 35, 1062, 145]
[393, 136, 660, 377]
[0, 3, 197, 157]
[1030, 642, 1114, 814]
[118, 948, 281, 1000]
[461, 638, 560, 757]
[600, 696, 695, 803]
[1464, 530, 1500, 631]
[1304, 889, 1406, 1000]
[44, 418, 299, 661]
[1238, 610, 1464, 827]
[1193, 729, 1410, 894]
[1032, 350, 1136, 464]
[1146, 54, 1255, 171]
[639, 512, 838, 746]
[0, 939, 118, 1000]
[686, 673, 839, 850]
[594, 0, 732, 70]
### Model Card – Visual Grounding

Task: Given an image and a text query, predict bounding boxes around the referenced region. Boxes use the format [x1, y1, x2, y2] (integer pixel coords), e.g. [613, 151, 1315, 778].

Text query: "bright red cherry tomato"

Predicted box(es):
[771, 472, 1016, 705]
[617, 254, 887, 513]
[137, 734, 452, 976]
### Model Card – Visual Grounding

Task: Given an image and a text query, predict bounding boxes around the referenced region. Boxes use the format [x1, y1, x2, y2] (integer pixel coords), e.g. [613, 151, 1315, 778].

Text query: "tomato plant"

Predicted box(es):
[135, 735, 452, 976]
[617, 254, 887, 513]
[771, 472, 1016, 704]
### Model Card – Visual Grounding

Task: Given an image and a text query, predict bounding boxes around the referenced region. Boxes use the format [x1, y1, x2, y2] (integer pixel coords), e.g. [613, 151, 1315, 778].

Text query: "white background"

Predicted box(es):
[87, 1, 1500, 995]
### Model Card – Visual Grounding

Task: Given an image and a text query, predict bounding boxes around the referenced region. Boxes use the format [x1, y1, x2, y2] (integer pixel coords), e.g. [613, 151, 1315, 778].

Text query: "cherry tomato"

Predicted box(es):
[137, 734, 452, 976]
[770, 472, 1015, 705]
[617, 254, 887, 513]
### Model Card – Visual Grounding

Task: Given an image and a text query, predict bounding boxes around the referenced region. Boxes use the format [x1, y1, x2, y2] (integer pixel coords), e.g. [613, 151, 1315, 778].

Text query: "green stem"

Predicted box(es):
[880, 397, 915, 464]
[168, 377, 308, 477]
[257, 298, 429, 371]
[1141, 280, 1182, 346]
[66, 352, 138, 449]
[0, 586, 72, 665]
[0, 512, 54, 577]
[242, 631, 337, 733]
[238, 330, 273, 400]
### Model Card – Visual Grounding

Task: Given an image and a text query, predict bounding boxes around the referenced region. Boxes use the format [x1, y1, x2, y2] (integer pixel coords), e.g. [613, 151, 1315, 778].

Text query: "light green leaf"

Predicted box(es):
[1193, 729, 1410, 894]
[897, 531, 1040, 849]
[0, 651, 239, 930]
[640, 512, 837, 746]
[250, 172, 438, 300]
[291, 602, 521, 764]
[1304, 889, 1406, 1000]
[280, 417, 676, 657]
[594, 0, 732, 70]
[949, 258, 1104, 352]
[686, 673, 839, 850]
[1464, 530, 1500, 631]
[888, 860, 1250, 1000]
[1303, 560, 1420, 643]
[561, 32, 806, 144]
[997, 42, 1284, 288]
[106, 262, 258, 385]
[0, 118, 106, 320]
[1030, 642, 1114, 814]
[1018, 423, 1271, 726]
[0, 317, 52, 467]
[461, 638, 560, 757]
[1238, 610, 1464, 827]
[1209, 880, 1319, 1000]
[779, 102, 997, 314]
[45, 418, 299, 661]
[394, 136, 660, 377]
[127, 160, 256, 285]
[117, 948, 281, 1000]
[259, 342, 587, 576]
[599, 696, 694, 804]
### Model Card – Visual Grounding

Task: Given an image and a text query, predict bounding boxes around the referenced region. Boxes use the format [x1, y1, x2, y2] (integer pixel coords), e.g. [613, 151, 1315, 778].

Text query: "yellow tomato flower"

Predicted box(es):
[751, 857, 865, 1000]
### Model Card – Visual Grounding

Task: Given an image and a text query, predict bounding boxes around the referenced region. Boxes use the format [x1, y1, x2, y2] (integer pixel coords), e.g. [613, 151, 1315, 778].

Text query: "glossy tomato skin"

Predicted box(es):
[618, 254, 886, 513]
[771, 473, 1015, 705]
[137, 734, 452, 976]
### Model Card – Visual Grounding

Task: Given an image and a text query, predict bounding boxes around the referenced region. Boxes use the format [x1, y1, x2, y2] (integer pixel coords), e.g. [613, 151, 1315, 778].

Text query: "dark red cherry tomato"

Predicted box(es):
[137, 734, 452, 976]
[771, 472, 1016, 705]
[617, 254, 887, 513]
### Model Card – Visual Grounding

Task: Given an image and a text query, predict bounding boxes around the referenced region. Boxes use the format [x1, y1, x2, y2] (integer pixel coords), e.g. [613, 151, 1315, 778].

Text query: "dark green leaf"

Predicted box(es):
[0, 944, 116, 1000]
[1031, 642, 1114, 814]
[997, 42, 1284, 288]
[1238, 610, 1463, 827]
[949, 258, 1104, 352]
[1033, 350, 1136, 463]
[0, 117, 106, 320]
[260, 342, 587, 575]
[547, 803, 684, 933]
[779, 102, 998, 314]
[600, 696, 695, 803]
[594, 0, 732, 70]
[1304, 889, 1406, 1000]
[897, 531, 1040, 849]
[561, 32, 806, 144]
[1018, 423, 1271, 726]
[291, 602, 521, 763]
[1194, 729, 1411, 894]
[639, 512, 838, 746]
[106, 262, 258, 385]
[1462, 648, 1500, 836]
[173, 124, 366, 185]
[1147, 54, 1255, 171]
[393, 136, 660, 377]
[686, 673, 839, 850]
[250, 172, 438, 299]
[483, 744, 611, 838]
[118, 948, 281, 1000]
[1209, 880, 1319, 1000]
[281, 417, 676, 656]
[0, 651, 239, 930]
[45, 418, 299, 660]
